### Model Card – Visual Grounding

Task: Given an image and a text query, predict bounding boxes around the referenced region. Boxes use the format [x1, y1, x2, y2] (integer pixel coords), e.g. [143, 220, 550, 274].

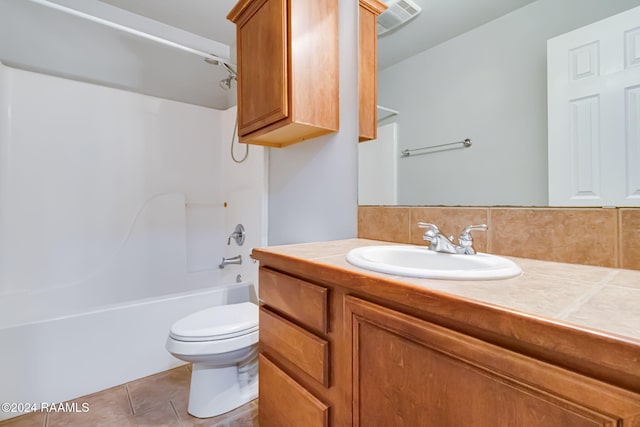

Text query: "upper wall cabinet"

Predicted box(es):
[358, 0, 387, 142]
[227, 0, 339, 148]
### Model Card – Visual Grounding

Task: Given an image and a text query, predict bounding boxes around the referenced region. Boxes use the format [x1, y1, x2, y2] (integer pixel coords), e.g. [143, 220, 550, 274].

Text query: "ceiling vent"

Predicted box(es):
[377, 0, 422, 36]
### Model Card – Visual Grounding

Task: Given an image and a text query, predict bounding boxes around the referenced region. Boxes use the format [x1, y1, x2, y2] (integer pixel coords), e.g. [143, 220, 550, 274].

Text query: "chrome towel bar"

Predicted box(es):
[401, 138, 472, 157]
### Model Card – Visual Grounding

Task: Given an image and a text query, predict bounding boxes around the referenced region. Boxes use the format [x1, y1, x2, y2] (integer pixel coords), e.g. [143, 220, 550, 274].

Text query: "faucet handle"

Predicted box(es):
[418, 222, 440, 242]
[458, 224, 488, 254]
[227, 224, 245, 246]
[460, 224, 488, 237]
[418, 222, 440, 233]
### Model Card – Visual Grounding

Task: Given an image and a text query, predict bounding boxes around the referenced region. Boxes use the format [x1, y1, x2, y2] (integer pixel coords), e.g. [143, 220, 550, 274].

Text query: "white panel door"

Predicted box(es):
[548, 5, 640, 206]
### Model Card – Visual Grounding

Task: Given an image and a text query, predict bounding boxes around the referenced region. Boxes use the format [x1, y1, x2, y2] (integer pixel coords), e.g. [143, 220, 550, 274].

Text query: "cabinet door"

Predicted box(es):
[234, 0, 288, 137]
[358, 0, 386, 142]
[346, 296, 640, 427]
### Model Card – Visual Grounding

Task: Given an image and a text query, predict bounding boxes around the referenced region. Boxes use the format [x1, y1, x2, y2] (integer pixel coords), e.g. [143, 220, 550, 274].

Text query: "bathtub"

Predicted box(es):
[0, 282, 256, 421]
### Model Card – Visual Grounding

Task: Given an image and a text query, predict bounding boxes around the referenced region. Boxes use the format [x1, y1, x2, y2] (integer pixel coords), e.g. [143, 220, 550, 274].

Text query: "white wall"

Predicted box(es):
[378, 0, 640, 206]
[0, 63, 264, 326]
[267, 0, 359, 245]
[0, 0, 232, 109]
[219, 106, 267, 288]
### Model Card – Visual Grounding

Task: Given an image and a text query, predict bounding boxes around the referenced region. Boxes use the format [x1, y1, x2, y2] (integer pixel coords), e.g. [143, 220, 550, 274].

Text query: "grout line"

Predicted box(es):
[599, 269, 622, 285]
[124, 384, 136, 415]
[486, 207, 492, 253]
[555, 282, 606, 320]
[169, 401, 185, 427]
[407, 207, 413, 244]
[617, 208, 623, 269]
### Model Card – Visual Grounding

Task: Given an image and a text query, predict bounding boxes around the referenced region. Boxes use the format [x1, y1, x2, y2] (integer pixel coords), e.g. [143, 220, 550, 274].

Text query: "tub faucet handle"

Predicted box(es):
[227, 224, 245, 246]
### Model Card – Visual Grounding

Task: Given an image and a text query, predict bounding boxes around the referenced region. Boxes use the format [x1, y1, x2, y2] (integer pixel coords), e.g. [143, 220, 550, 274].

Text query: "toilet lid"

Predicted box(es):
[169, 302, 258, 342]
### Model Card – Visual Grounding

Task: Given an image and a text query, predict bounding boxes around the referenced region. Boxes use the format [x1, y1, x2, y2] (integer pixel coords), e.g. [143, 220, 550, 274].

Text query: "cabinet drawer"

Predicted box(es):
[260, 268, 328, 334]
[259, 354, 329, 427]
[260, 307, 329, 386]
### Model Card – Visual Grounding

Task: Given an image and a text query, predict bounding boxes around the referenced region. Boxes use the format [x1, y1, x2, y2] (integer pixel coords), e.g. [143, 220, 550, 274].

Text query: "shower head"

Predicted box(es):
[203, 54, 237, 90]
[203, 55, 237, 77]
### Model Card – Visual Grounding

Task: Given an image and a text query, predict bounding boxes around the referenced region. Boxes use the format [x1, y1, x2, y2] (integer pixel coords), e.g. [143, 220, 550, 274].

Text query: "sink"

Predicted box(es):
[346, 245, 522, 280]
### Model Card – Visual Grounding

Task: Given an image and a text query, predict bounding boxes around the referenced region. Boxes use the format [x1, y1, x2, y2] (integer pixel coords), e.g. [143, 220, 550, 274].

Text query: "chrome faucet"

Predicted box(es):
[227, 224, 245, 246]
[219, 254, 242, 269]
[418, 222, 487, 255]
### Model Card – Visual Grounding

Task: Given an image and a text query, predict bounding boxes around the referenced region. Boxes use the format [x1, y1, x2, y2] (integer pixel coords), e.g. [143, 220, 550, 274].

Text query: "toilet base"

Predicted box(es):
[187, 351, 258, 418]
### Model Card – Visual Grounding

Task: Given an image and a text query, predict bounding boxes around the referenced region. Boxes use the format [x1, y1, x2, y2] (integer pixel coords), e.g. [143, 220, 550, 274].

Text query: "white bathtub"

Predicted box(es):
[0, 282, 256, 421]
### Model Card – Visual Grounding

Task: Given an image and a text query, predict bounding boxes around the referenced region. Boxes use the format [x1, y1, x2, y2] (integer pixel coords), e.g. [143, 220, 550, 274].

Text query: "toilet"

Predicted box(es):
[166, 302, 259, 418]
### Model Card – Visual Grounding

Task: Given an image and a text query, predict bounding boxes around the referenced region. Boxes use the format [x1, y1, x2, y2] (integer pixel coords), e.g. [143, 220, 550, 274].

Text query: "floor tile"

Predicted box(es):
[46, 385, 133, 427]
[0, 411, 45, 427]
[2, 366, 256, 427]
[128, 401, 182, 426]
[127, 366, 191, 414]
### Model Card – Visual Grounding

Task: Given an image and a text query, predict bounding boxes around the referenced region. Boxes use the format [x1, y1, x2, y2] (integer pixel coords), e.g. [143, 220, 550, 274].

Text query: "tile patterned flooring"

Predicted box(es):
[0, 365, 258, 427]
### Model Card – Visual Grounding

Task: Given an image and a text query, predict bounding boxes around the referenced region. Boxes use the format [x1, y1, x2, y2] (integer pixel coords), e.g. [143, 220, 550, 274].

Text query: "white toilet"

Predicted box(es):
[166, 302, 259, 418]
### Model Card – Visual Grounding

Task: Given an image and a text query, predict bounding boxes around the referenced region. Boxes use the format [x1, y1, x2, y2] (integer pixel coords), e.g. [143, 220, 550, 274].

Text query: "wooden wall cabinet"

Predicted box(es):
[227, 0, 339, 148]
[256, 264, 640, 426]
[359, 0, 386, 142]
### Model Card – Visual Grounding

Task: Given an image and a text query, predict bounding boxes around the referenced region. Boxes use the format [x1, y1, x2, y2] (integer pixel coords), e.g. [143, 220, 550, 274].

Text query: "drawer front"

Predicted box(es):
[259, 354, 329, 427]
[260, 268, 328, 334]
[260, 307, 329, 386]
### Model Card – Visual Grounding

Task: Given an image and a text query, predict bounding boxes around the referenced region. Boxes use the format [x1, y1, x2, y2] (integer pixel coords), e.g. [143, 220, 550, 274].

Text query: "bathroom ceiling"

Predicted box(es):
[98, 0, 237, 46]
[99, 0, 537, 69]
[0, 0, 538, 109]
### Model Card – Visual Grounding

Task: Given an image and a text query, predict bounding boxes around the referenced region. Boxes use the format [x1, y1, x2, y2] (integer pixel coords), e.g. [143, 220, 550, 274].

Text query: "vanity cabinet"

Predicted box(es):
[358, 0, 386, 142]
[255, 259, 640, 426]
[227, 0, 339, 148]
[257, 268, 345, 426]
[347, 296, 640, 427]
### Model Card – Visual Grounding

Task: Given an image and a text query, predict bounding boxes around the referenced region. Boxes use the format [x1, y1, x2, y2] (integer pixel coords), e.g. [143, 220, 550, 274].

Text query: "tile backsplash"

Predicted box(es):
[358, 206, 640, 271]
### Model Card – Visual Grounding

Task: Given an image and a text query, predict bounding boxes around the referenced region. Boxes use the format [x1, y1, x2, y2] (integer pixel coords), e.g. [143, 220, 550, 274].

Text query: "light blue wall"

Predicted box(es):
[378, 0, 640, 206]
[267, 0, 359, 245]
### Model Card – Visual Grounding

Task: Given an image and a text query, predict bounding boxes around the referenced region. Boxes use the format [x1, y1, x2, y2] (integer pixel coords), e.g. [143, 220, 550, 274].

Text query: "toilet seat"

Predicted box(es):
[169, 302, 258, 342]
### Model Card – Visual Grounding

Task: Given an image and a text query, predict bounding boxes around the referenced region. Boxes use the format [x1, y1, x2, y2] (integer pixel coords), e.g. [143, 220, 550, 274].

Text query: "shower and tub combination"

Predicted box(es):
[0, 55, 265, 421]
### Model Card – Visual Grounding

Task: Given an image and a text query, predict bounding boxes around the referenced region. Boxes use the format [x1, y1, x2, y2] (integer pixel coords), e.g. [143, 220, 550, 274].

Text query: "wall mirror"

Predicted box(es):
[359, 0, 640, 206]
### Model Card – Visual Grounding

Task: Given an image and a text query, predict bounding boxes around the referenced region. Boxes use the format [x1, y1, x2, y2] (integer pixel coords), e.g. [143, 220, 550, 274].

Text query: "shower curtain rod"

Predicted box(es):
[27, 0, 236, 70]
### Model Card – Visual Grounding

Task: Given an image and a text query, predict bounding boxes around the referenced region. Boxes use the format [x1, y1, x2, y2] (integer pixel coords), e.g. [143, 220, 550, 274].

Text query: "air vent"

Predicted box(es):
[377, 0, 422, 36]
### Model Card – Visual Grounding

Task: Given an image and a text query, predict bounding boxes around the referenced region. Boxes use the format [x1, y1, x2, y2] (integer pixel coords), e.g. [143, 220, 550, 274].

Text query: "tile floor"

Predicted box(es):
[0, 365, 258, 427]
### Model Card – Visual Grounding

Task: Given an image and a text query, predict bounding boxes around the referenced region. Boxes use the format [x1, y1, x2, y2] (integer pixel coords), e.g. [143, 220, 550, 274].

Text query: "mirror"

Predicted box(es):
[360, 0, 640, 206]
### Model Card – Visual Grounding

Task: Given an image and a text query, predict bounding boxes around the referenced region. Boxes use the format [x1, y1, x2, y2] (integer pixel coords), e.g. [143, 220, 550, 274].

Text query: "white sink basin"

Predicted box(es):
[346, 245, 521, 280]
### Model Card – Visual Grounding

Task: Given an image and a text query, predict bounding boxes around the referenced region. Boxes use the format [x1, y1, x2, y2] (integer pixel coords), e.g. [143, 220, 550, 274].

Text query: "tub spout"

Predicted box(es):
[219, 255, 242, 269]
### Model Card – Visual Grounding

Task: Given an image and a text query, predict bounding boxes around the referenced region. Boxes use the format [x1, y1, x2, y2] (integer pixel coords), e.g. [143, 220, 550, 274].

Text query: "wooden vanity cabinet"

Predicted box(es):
[359, 0, 386, 142]
[346, 296, 640, 427]
[257, 267, 345, 426]
[227, 0, 339, 148]
[256, 264, 640, 426]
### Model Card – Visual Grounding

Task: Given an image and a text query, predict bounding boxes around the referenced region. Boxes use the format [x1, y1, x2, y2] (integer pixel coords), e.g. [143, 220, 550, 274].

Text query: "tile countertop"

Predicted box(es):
[252, 238, 640, 392]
